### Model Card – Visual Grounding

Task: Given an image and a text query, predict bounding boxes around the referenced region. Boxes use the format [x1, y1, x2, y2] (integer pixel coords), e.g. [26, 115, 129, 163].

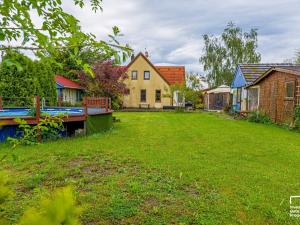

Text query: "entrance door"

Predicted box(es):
[269, 81, 278, 122]
[215, 94, 224, 110]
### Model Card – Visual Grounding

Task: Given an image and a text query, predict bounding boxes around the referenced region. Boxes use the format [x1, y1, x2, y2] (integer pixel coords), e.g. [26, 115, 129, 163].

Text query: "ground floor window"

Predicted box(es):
[140, 89, 146, 102]
[155, 90, 161, 102]
[285, 81, 295, 99]
[76, 90, 81, 102]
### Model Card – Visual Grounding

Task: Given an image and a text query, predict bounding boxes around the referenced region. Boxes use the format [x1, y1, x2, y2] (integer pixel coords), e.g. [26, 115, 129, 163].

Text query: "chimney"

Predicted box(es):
[131, 53, 135, 61]
[145, 49, 149, 58]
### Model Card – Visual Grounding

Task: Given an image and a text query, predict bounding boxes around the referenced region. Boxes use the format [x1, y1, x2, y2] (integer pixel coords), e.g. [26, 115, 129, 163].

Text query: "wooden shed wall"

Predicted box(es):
[258, 71, 300, 124]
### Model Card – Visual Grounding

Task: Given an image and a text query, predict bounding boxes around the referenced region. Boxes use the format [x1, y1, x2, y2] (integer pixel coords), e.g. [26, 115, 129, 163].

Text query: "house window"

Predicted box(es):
[140, 89, 146, 102]
[155, 90, 161, 102]
[76, 90, 81, 102]
[236, 88, 242, 103]
[285, 81, 295, 99]
[144, 71, 150, 80]
[131, 71, 138, 80]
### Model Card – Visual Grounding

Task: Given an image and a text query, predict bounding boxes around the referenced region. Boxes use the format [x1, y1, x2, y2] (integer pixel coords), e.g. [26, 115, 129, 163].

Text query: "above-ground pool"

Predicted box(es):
[0, 107, 113, 142]
[0, 96, 113, 142]
[0, 107, 107, 117]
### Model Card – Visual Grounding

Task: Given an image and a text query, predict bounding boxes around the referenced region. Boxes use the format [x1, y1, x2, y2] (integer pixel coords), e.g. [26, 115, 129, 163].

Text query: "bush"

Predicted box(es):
[0, 174, 81, 225]
[247, 111, 271, 124]
[0, 51, 57, 107]
[223, 105, 231, 113]
[0, 171, 13, 225]
[293, 106, 300, 130]
[19, 187, 81, 225]
[8, 114, 65, 148]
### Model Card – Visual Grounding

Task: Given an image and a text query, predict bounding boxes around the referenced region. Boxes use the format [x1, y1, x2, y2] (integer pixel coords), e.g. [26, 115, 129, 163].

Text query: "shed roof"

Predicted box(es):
[239, 63, 295, 84]
[55, 75, 84, 89]
[207, 85, 231, 94]
[248, 66, 300, 87]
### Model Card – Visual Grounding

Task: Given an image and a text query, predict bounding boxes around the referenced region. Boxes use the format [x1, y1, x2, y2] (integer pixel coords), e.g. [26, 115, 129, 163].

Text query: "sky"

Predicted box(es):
[62, 0, 300, 74]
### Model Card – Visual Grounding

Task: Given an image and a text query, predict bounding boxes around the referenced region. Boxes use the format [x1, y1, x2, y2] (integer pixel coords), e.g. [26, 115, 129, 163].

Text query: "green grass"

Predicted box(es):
[1, 112, 300, 224]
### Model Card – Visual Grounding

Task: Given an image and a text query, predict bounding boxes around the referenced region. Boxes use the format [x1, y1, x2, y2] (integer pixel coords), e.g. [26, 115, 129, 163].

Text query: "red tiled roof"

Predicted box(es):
[55, 75, 83, 89]
[155, 66, 185, 85]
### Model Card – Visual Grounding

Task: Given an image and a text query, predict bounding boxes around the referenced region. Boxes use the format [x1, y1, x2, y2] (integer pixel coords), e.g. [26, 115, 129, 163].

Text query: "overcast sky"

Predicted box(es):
[62, 0, 300, 74]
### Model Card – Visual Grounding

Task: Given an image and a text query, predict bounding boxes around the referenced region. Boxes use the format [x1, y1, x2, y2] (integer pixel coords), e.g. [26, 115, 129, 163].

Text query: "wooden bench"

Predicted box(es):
[139, 103, 150, 109]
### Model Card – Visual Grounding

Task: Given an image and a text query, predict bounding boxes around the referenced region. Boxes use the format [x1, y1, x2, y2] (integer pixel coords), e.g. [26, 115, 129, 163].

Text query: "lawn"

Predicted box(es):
[1, 112, 300, 224]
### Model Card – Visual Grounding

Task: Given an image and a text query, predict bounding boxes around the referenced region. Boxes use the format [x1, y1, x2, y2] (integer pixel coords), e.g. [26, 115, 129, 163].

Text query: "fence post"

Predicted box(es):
[83, 97, 88, 119]
[0, 97, 2, 110]
[58, 96, 62, 107]
[105, 97, 108, 112]
[35, 96, 42, 143]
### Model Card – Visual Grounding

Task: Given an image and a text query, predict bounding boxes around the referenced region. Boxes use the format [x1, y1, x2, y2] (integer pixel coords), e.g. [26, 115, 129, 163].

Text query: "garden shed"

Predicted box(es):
[204, 85, 231, 111]
[247, 66, 300, 124]
[231, 63, 293, 112]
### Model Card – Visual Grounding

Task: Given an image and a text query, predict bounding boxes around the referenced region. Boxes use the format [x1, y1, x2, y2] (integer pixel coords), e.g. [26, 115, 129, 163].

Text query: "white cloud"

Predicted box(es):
[20, 0, 300, 74]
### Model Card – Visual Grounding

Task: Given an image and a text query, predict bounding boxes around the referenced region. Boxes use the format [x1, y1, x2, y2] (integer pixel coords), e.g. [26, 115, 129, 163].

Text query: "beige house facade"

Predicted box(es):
[122, 53, 185, 108]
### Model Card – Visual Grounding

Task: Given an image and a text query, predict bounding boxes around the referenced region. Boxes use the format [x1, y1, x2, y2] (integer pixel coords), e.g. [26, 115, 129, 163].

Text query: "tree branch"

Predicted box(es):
[0, 44, 132, 51]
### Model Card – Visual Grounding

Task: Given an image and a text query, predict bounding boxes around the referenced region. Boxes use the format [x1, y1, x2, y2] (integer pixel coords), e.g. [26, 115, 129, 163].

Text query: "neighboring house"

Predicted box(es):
[55, 75, 84, 105]
[122, 52, 185, 108]
[247, 66, 300, 124]
[231, 64, 293, 112]
[203, 85, 231, 111]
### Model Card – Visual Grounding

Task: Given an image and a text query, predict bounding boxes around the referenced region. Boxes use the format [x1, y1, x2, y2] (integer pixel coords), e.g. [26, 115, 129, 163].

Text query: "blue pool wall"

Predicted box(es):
[0, 126, 17, 142]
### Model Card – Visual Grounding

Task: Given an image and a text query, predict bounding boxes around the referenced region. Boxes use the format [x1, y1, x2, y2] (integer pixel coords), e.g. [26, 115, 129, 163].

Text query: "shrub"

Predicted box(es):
[223, 105, 231, 113]
[0, 51, 57, 107]
[0, 171, 12, 205]
[0, 168, 81, 225]
[247, 111, 271, 124]
[8, 114, 65, 148]
[18, 187, 81, 225]
[293, 106, 300, 130]
[0, 170, 13, 224]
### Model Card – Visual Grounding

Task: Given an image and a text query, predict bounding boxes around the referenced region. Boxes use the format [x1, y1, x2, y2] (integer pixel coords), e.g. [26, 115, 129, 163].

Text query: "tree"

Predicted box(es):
[79, 61, 129, 108]
[168, 72, 204, 109]
[0, 0, 132, 75]
[0, 51, 57, 106]
[200, 22, 261, 87]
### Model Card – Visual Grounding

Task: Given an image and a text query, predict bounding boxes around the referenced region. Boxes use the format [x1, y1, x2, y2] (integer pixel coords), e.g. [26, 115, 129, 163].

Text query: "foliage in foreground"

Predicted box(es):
[0, 171, 12, 205]
[247, 111, 271, 124]
[200, 22, 261, 87]
[8, 115, 65, 148]
[0, 0, 131, 76]
[18, 187, 81, 225]
[0, 172, 81, 225]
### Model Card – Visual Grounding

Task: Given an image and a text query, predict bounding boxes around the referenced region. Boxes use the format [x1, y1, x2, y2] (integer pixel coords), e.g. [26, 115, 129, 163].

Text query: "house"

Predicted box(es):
[122, 52, 185, 108]
[203, 85, 231, 111]
[55, 75, 84, 105]
[231, 64, 293, 112]
[246, 66, 300, 124]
